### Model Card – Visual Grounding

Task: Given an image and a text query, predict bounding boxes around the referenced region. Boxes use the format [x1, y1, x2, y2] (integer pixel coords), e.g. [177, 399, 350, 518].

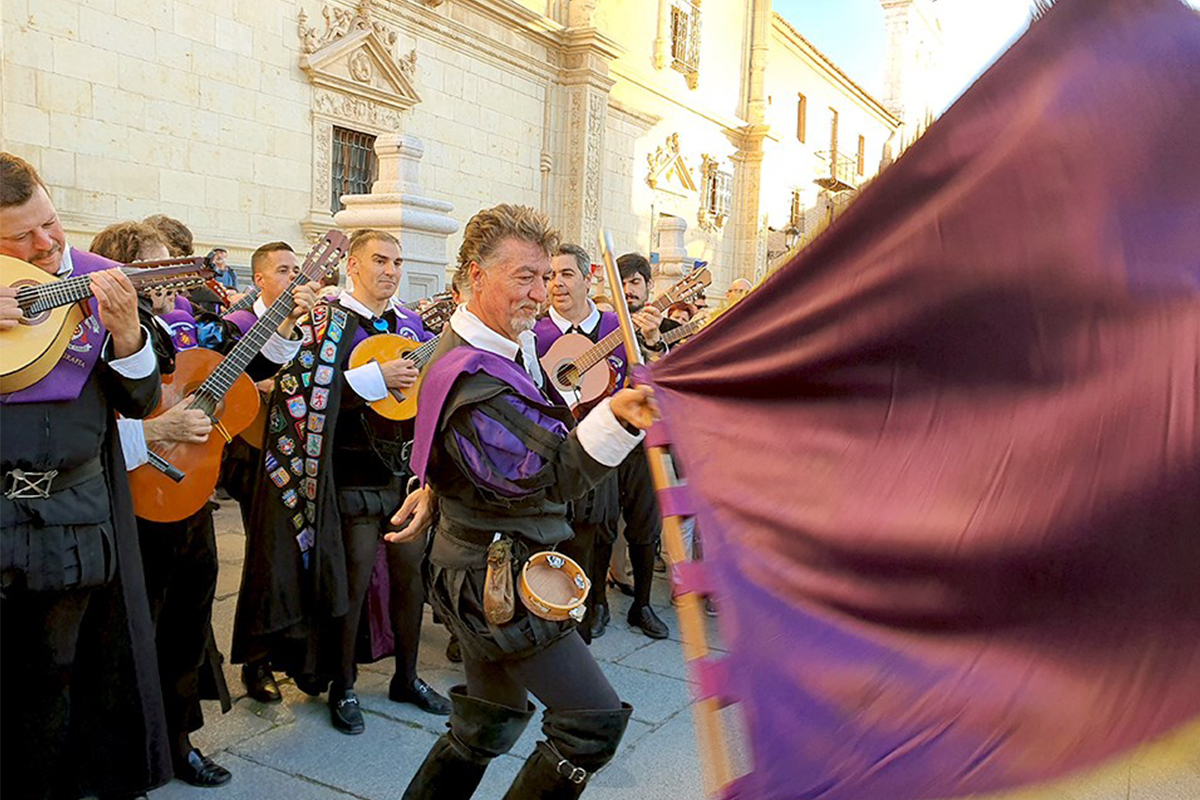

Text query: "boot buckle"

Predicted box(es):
[555, 759, 588, 784]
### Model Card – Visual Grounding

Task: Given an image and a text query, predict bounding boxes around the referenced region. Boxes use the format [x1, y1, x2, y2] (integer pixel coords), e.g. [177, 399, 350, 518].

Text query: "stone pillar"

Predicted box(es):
[334, 133, 458, 301]
[556, 27, 619, 252]
[727, 129, 768, 283]
[655, 214, 689, 280]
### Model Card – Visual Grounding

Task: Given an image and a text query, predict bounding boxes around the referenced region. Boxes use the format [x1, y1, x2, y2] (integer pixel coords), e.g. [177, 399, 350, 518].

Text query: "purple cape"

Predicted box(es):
[643, 1, 1200, 798]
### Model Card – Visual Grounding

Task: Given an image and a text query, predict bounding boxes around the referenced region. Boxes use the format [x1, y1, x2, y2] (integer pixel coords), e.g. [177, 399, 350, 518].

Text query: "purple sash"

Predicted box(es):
[0, 248, 117, 404]
[222, 309, 257, 336]
[410, 346, 547, 483]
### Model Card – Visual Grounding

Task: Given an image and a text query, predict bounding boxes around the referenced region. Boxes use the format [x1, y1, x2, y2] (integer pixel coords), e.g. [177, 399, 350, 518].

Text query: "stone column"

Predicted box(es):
[655, 214, 690, 281]
[556, 26, 619, 252]
[727, 129, 768, 283]
[334, 133, 458, 301]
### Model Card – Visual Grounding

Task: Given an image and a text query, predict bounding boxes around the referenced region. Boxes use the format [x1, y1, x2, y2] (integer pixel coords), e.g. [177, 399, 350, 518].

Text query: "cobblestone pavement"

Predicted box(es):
[149, 503, 1200, 800]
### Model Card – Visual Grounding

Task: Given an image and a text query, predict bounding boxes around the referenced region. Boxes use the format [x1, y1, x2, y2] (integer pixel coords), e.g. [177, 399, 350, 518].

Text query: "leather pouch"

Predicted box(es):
[483, 536, 515, 625]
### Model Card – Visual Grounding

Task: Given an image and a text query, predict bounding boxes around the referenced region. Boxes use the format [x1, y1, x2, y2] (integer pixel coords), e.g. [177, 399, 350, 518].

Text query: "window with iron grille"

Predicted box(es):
[789, 189, 804, 233]
[331, 126, 378, 214]
[698, 154, 731, 231]
[796, 93, 807, 143]
[857, 135, 866, 176]
[670, 0, 701, 89]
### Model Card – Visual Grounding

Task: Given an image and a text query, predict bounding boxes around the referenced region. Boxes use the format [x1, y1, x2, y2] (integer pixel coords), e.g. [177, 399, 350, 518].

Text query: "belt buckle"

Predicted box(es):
[4, 469, 58, 500]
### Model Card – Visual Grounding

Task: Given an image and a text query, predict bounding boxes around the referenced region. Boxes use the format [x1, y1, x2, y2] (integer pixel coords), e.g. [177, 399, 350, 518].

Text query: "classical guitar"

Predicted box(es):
[540, 268, 712, 410]
[346, 295, 456, 421]
[661, 312, 710, 346]
[226, 285, 260, 314]
[1, 255, 212, 393]
[129, 231, 349, 523]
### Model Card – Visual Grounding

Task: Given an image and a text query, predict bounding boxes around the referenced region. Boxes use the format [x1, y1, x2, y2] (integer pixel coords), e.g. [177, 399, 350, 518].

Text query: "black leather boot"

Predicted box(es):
[401, 685, 535, 800]
[501, 703, 632, 799]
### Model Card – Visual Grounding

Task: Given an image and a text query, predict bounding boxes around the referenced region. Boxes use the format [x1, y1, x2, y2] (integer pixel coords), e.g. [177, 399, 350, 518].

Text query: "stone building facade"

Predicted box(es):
[2, 0, 936, 297]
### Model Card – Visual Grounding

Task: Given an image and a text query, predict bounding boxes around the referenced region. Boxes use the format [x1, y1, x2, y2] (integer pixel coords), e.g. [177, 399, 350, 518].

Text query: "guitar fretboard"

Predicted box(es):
[16, 262, 205, 315]
[572, 291, 684, 374]
[226, 286, 260, 314]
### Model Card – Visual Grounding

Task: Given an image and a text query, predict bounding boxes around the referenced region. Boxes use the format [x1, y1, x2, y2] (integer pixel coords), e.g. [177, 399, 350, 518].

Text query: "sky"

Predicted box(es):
[773, 0, 1200, 112]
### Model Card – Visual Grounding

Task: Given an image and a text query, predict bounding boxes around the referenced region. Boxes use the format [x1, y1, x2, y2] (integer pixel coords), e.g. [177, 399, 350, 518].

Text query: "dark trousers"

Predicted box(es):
[463, 631, 621, 713]
[137, 509, 219, 761]
[618, 448, 661, 610]
[329, 515, 382, 690]
[386, 532, 426, 684]
[558, 521, 617, 629]
[0, 585, 93, 800]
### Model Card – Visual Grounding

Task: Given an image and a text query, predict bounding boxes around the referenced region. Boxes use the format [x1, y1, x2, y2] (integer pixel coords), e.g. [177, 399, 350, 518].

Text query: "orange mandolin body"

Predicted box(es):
[129, 348, 259, 522]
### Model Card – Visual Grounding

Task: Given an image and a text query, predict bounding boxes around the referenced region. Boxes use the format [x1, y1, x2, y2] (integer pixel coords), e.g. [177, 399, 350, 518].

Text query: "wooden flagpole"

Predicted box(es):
[598, 231, 733, 797]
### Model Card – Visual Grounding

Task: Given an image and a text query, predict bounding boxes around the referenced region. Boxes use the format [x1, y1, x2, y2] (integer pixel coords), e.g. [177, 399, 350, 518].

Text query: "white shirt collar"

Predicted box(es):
[337, 288, 385, 321]
[252, 297, 268, 318]
[450, 305, 543, 387]
[57, 245, 76, 277]
[548, 299, 600, 335]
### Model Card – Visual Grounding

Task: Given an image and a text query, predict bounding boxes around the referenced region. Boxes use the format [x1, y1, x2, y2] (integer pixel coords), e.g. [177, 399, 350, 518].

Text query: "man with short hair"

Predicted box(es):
[207, 247, 237, 291]
[232, 229, 449, 735]
[533, 243, 626, 641]
[0, 152, 170, 799]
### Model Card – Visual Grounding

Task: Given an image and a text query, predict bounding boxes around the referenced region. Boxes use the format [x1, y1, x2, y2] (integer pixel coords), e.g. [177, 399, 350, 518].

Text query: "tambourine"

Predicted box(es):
[518, 551, 590, 623]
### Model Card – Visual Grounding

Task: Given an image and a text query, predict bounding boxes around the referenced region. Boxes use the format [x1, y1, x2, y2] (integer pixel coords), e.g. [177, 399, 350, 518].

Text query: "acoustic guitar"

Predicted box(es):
[225, 285, 260, 314]
[1, 255, 212, 393]
[345, 295, 456, 421]
[540, 268, 711, 410]
[129, 231, 349, 523]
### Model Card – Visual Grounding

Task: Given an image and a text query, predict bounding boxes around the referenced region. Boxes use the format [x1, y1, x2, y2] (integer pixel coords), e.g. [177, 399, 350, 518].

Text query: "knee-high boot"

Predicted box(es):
[401, 685, 534, 800]
[501, 703, 632, 800]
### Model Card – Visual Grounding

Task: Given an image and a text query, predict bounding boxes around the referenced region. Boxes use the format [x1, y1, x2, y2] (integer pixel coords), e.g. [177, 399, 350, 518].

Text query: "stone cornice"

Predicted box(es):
[607, 99, 661, 129]
[610, 60, 750, 137]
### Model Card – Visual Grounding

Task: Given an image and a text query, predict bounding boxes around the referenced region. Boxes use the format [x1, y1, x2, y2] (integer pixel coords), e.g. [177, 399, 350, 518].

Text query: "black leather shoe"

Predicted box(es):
[175, 748, 232, 787]
[293, 672, 330, 697]
[241, 661, 281, 704]
[390, 676, 451, 716]
[628, 605, 669, 639]
[446, 634, 463, 663]
[329, 689, 365, 734]
[589, 604, 610, 640]
[607, 573, 635, 597]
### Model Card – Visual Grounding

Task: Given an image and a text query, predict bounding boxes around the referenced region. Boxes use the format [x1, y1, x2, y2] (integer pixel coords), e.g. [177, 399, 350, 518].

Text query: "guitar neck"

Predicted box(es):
[663, 316, 706, 345]
[410, 333, 442, 368]
[18, 262, 206, 316]
[572, 292, 687, 373]
[227, 286, 260, 314]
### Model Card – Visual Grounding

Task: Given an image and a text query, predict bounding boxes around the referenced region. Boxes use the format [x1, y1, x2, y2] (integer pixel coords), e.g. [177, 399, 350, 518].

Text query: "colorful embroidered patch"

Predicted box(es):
[281, 488, 298, 509]
[327, 323, 342, 343]
[301, 477, 317, 500]
[314, 365, 334, 386]
[292, 514, 305, 531]
[331, 307, 348, 327]
[311, 387, 329, 411]
[399, 326, 418, 339]
[305, 458, 319, 477]
[312, 305, 328, 327]
[269, 406, 287, 433]
[305, 433, 323, 457]
[307, 412, 325, 434]
[319, 340, 337, 363]
[300, 324, 314, 346]
[280, 374, 299, 395]
[294, 419, 307, 438]
[290, 457, 304, 476]
[286, 394, 307, 419]
[269, 467, 290, 488]
[299, 350, 316, 369]
[304, 503, 316, 522]
[277, 435, 295, 455]
[296, 526, 315, 552]
[265, 452, 279, 471]
[301, 372, 312, 388]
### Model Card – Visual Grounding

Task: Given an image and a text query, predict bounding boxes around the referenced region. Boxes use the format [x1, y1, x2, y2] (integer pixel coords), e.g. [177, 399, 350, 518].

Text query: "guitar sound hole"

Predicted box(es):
[556, 365, 577, 387]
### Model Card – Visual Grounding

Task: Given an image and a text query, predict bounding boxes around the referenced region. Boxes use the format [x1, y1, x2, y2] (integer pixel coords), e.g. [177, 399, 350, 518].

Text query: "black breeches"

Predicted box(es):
[618, 447, 661, 546]
[137, 510, 219, 758]
[463, 631, 621, 713]
[0, 585, 93, 800]
[330, 515, 382, 689]
[558, 521, 616, 621]
[387, 532, 427, 683]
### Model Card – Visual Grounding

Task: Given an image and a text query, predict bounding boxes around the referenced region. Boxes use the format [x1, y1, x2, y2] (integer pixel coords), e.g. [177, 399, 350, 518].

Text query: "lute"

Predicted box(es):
[345, 295, 456, 421]
[540, 268, 711, 410]
[1, 255, 212, 393]
[129, 232, 349, 522]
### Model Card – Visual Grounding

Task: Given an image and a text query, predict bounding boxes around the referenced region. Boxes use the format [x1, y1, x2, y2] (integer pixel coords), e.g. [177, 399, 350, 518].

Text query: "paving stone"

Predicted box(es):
[600, 662, 693, 726]
[149, 752, 351, 799]
[190, 697, 284, 755]
[582, 709, 707, 800]
[616, 637, 692, 682]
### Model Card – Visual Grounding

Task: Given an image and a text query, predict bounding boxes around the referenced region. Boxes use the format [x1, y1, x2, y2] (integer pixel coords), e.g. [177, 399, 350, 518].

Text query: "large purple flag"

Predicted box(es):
[644, 1, 1200, 798]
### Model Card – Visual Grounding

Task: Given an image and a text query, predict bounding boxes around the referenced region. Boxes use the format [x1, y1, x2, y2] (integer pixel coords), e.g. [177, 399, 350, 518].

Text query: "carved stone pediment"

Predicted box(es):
[646, 133, 696, 195]
[299, 1, 420, 115]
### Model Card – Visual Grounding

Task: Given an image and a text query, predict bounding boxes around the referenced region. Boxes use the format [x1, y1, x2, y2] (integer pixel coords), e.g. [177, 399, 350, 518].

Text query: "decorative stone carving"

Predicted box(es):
[298, 2, 421, 116]
[646, 133, 696, 195]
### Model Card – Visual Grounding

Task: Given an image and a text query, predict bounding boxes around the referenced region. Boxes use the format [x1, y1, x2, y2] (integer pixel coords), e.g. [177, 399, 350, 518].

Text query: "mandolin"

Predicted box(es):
[1, 255, 212, 393]
[346, 295, 456, 421]
[128, 232, 349, 522]
[540, 268, 711, 410]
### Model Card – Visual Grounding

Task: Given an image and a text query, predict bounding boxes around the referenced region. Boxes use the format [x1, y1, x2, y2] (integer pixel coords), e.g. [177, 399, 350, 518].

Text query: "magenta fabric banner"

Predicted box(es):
[644, 1, 1200, 798]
